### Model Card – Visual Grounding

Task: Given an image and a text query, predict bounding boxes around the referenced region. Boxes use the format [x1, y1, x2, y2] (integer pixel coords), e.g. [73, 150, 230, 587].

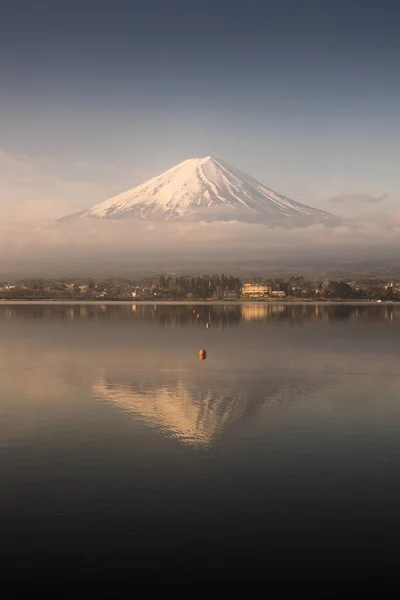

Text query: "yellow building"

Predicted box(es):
[241, 283, 271, 298]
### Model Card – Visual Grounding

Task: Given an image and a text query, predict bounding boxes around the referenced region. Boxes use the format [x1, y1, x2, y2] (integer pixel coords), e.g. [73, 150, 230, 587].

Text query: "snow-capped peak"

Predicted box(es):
[69, 156, 333, 224]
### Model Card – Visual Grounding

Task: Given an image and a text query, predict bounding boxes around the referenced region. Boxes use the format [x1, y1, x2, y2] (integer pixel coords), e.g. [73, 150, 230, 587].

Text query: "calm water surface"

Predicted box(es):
[1, 303, 400, 580]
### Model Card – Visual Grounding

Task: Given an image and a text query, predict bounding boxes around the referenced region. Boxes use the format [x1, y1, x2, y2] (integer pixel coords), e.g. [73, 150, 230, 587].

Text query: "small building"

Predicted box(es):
[270, 290, 286, 298]
[241, 283, 271, 298]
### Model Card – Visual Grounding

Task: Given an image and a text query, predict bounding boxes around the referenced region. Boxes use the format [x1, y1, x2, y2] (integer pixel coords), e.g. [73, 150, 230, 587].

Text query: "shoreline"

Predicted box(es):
[0, 299, 398, 306]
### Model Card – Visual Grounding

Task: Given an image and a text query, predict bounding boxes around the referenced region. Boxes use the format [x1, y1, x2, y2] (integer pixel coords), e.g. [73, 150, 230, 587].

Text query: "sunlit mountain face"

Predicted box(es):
[65, 156, 335, 225]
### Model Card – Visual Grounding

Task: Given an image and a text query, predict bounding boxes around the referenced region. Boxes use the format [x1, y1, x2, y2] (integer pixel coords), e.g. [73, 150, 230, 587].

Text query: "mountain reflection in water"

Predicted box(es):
[93, 375, 323, 448]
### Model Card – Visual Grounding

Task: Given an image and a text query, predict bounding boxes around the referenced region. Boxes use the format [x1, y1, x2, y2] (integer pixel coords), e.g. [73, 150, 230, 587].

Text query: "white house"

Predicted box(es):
[241, 283, 271, 298]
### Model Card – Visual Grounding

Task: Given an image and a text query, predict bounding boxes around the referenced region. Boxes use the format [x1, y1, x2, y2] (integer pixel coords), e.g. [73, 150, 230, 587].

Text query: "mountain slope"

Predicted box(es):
[69, 156, 334, 224]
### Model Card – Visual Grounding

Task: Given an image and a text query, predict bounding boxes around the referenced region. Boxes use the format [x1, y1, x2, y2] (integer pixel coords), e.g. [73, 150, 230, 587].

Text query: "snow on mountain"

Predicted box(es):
[69, 156, 334, 224]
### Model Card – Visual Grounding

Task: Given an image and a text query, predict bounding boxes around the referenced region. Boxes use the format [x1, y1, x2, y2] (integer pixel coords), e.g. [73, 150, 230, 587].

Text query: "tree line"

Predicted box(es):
[158, 274, 242, 298]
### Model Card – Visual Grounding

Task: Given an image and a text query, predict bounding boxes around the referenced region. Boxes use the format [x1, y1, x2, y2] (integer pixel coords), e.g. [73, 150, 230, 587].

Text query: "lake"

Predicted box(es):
[1, 302, 400, 581]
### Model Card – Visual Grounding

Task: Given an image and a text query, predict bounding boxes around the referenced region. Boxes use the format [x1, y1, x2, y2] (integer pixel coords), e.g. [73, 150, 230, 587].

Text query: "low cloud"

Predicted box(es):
[1, 212, 400, 276]
[326, 193, 389, 206]
[322, 192, 395, 220]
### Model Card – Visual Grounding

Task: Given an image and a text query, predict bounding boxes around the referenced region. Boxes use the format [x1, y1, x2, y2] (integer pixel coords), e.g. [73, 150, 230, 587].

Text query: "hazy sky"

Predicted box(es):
[0, 0, 399, 221]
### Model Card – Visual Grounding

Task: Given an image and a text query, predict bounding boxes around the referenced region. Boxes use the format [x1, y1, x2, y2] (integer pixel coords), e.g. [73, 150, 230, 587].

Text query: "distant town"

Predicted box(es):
[1, 273, 400, 302]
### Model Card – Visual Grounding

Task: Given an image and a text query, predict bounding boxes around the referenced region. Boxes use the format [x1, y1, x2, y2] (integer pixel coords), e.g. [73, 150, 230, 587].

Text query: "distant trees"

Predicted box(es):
[325, 280, 353, 298]
[1, 273, 399, 301]
[158, 274, 242, 298]
[366, 285, 384, 299]
[32, 280, 44, 291]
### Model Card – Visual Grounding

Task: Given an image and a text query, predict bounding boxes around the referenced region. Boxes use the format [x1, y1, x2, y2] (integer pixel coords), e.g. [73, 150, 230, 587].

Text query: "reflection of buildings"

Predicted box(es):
[241, 303, 311, 322]
[240, 304, 278, 321]
[93, 376, 319, 449]
[241, 304, 270, 321]
[1, 303, 400, 326]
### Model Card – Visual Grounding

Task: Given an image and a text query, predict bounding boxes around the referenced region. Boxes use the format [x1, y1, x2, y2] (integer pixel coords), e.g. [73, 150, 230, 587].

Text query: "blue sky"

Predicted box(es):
[0, 0, 399, 219]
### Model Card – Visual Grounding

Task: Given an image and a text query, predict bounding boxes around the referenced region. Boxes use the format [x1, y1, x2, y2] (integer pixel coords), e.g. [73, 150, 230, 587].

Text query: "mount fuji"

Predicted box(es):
[66, 156, 334, 225]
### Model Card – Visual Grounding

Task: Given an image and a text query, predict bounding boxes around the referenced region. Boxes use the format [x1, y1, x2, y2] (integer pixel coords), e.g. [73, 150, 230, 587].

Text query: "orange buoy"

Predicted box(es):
[198, 349, 207, 360]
